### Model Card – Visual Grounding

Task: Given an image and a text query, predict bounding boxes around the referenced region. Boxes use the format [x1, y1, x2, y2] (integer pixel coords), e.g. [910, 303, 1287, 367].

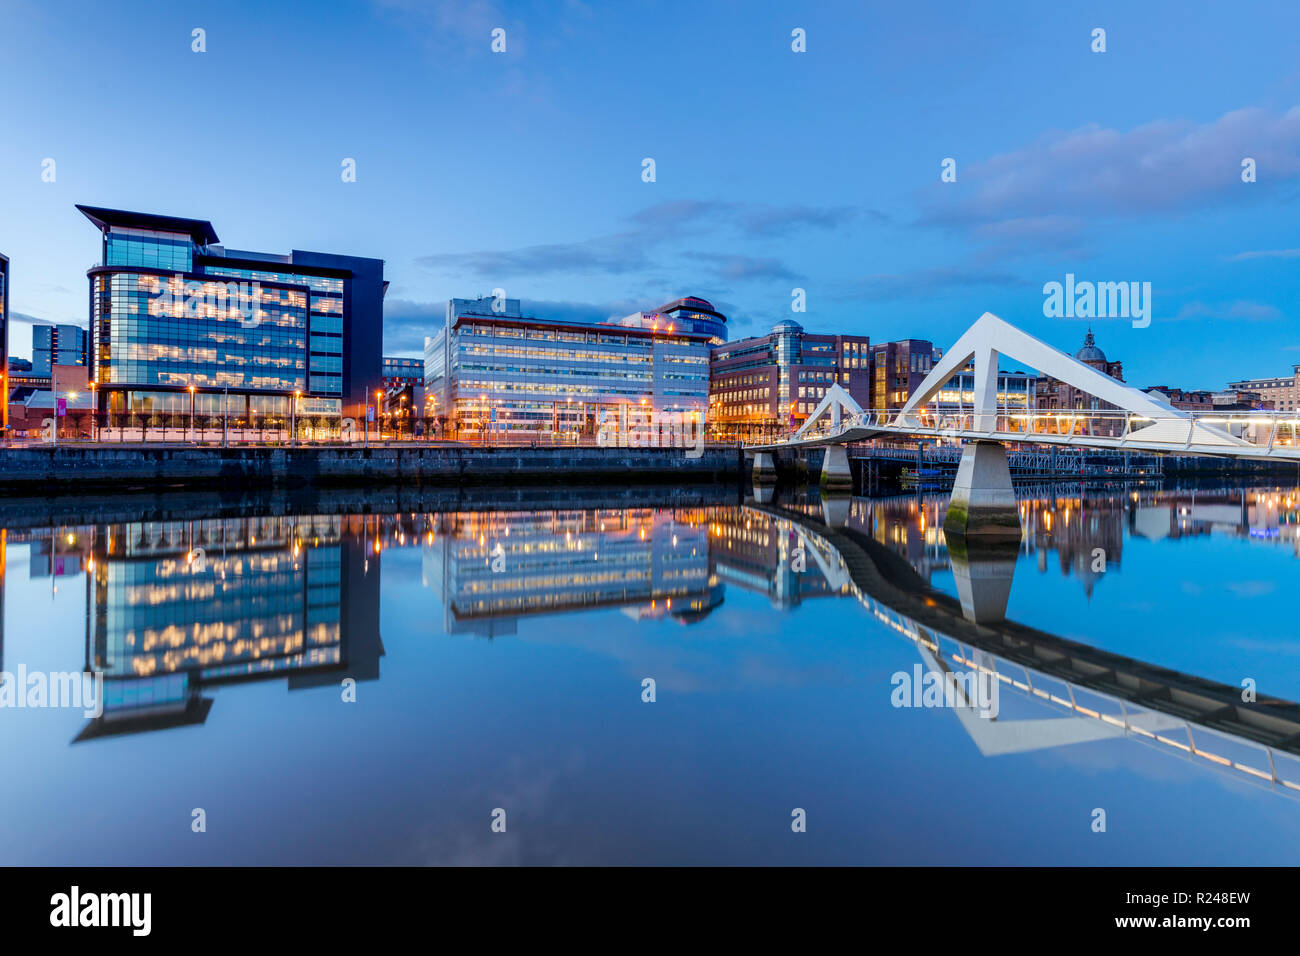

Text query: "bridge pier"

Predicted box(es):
[820, 445, 852, 491]
[944, 441, 1021, 541]
[947, 536, 1019, 624]
[752, 452, 777, 485]
[820, 493, 850, 529]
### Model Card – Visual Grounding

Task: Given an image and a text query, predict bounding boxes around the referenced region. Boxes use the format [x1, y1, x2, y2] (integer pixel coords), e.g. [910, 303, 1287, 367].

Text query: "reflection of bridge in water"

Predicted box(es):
[746, 493, 1300, 797]
[4, 483, 1299, 768]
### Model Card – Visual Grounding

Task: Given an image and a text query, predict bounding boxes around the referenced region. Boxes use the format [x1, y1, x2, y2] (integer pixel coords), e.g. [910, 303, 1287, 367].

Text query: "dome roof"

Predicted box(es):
[1074, 329, 1107, 363]
[770, 319, 804, 335]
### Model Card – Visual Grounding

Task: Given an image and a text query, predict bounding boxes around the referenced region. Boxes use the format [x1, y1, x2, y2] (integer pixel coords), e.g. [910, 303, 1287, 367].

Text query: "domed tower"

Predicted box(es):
[1074, 328, 1108, 371]
[1073, 328, 1123, 382]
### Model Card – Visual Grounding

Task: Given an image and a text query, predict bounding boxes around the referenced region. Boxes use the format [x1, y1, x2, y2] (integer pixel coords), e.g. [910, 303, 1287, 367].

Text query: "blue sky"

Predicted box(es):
[2, 0, 1299, 389]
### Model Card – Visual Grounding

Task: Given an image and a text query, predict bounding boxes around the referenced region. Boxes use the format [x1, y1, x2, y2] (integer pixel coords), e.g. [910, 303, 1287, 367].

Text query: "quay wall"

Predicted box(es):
[0, 444, 744, 490]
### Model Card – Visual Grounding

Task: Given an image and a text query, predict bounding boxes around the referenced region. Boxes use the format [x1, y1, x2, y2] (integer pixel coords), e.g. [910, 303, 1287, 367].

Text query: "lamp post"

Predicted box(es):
[222, 387, 228, 448]
[480, 393, 488, 446]
[292, 389, 300, 446]
[374, 390, 383, 444]
[187, 385, 196, 443]
[88, 381, 97, 442]
[57, 390, 77, 445]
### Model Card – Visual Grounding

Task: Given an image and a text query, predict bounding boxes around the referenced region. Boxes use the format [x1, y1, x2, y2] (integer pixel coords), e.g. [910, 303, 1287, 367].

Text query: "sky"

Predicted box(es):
[1, 0, 1299, 390]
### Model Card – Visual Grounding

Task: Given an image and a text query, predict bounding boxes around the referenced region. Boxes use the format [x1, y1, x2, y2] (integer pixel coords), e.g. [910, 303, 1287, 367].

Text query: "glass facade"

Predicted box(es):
[105, 227, 193, 272]
[199, 265, 343, 397]
[79, 205, 385, 436]
[425, 298, 710, 439]
[32, 323, 87, 376]
[92, 272, 308, 390]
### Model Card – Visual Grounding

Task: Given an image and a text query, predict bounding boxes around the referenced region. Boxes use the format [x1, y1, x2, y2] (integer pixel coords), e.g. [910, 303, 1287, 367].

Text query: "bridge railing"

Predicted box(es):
[877, 408, 1300, 452]
[756, 407, 1300, 455]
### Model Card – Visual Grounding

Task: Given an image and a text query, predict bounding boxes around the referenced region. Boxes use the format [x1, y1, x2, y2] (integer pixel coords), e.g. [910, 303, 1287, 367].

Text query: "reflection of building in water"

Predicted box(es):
[421, 508, 718, 635]
[1021, 496, 1125, 597]
[78, 514, 381, 740]
[705, 507, 843, 608]
[27, 526, 95, 579]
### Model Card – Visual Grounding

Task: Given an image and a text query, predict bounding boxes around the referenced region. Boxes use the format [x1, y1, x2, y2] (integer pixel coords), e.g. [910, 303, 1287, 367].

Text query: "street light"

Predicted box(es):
[88, 381, 97, 442]
[292, 389, 300, 446]
[374, 390, 383, 443]
[188, 385, 196, 443]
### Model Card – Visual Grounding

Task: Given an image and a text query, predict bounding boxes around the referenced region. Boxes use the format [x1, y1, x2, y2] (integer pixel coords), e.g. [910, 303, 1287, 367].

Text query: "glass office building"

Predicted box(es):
[32, 323, 87, 376]
[78, 205, 385, 438]
[424, 296, 711, 440]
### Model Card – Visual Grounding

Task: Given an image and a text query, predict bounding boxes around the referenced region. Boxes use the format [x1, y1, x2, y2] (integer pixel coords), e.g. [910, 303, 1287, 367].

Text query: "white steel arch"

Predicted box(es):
[794, 382, 864, 440]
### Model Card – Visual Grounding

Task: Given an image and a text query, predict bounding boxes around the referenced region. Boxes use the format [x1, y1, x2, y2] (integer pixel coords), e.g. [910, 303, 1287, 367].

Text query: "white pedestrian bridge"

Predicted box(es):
[748, 312, 1300, 461]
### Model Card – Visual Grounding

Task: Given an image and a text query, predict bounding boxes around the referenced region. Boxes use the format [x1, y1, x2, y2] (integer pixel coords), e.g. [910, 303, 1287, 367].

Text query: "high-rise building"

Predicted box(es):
[32, 323, 87, 376]
[78, 205, 385, 437]
[709, 320, 871, 441]
[424, 296, 710, 440]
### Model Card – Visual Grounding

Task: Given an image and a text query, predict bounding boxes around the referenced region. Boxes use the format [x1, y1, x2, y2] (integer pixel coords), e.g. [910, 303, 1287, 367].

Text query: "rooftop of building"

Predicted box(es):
[76, 204, 220, 245]
[1075, 328, 1108, 364]
[450, 308, 713, 342]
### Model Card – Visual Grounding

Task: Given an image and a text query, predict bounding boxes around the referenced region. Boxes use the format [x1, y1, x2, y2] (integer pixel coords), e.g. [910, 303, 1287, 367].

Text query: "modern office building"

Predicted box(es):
[1228, 366, 1300, 412]
[868, 339, 935, 413]
[32, 323, 87, 376]
[709, 319, 871, 440]
[78, 205, 385, 437]
[612, 296, 729, 345]
[928, 363, 1037, 418]
[0, 253, 7, 435]
[424, 296, 711, 440]
[382, 356, 423, 388]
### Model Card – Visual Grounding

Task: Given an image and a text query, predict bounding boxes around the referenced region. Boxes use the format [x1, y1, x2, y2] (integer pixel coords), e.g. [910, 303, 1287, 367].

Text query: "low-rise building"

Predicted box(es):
[1143, 386, 1214, 412]
[1227, 366, 1300, 413]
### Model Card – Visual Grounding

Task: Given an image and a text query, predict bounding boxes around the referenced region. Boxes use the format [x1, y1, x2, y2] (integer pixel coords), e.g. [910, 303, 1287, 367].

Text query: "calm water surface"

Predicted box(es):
[3, 480, 1300, 865]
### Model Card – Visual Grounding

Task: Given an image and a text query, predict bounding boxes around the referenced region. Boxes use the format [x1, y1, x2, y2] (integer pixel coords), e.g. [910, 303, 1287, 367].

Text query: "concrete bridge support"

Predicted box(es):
[820, 445, 853, 491]
[820, 493, 850, 529]
[944, 440, 1021, 541]
[752, 452, 777, 485]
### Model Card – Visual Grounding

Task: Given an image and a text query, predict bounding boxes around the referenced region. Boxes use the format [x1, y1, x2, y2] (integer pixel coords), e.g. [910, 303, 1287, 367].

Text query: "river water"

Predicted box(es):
[2, 479, 1298, 864]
